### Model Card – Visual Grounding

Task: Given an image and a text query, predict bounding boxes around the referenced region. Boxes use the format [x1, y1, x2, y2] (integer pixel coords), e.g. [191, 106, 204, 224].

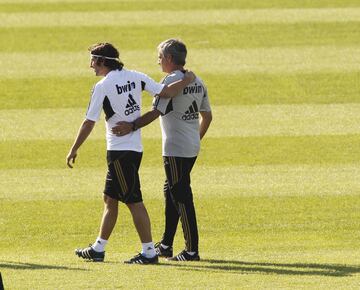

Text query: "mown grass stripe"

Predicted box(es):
[3, 0, 360, 13]
[2, 22, 360, 53]
[1, 72, 358, 109]
[1, 164, 360, 200]
[199, 135, 360, 166]
[2, 104, 360, 140]
[1, 46, 360, 79]
[1, 0, 359, 10]
[2, 135, 360, 169]
[1, 8, 360, 28]
[0, 0, 241, 12]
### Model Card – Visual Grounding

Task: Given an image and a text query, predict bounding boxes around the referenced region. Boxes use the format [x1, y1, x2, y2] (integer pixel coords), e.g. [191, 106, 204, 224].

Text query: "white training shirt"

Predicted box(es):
[86, 69, 165, 151]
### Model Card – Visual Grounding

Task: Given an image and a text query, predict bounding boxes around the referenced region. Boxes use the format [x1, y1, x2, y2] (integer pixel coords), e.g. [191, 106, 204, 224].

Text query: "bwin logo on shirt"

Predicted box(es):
[182, 101, 199, 121]
[183, 83, 203, 95]
[116, 81, 136, 94]
[124, 94, 140, 116]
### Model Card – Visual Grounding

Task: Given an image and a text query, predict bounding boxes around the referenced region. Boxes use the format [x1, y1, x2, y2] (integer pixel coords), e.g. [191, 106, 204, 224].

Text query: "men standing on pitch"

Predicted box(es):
[112, 39, 212, 261]
[66, 42, 195, 264]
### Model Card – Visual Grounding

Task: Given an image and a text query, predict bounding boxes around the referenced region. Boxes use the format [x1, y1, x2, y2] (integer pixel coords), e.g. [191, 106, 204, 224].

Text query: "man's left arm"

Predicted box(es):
[199, 111, 212, 140]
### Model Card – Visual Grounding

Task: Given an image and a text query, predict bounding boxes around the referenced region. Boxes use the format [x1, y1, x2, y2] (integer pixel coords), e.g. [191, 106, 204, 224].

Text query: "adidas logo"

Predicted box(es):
[124, 94, 140, 116]
[182, 101, 199, 121]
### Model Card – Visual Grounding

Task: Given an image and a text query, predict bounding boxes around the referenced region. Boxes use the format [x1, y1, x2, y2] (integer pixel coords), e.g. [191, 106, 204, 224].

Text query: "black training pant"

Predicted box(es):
[161, 156, 198, 253]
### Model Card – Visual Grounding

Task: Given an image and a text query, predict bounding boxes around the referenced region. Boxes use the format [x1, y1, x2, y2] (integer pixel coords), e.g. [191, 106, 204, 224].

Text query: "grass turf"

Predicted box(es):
[0, 0, 359, 289]
[1, 196, 359, 288]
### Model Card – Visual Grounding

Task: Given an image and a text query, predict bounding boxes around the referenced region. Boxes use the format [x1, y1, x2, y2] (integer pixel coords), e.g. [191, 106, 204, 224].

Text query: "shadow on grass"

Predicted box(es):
[0, 261, 88, 271]
[158, 259, 360, 277]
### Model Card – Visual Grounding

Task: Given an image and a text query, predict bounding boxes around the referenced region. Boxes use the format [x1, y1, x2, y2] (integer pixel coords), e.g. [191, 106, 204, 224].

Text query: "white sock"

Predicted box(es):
[187, 251, 196, 256]
[141, 242, 156, 258]
[161, 243, 169, 249]
[92, 237, 108, 252]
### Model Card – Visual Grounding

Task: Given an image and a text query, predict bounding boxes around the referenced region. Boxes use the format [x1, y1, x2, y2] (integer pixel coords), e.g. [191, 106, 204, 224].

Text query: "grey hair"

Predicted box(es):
[158, 39, 187, 66]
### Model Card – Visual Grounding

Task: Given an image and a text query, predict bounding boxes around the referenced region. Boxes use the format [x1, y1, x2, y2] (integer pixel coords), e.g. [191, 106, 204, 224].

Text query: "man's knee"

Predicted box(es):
[103, 194, 118, 210]
[169, 182, 191, 203]
[126, 201, 145, 212]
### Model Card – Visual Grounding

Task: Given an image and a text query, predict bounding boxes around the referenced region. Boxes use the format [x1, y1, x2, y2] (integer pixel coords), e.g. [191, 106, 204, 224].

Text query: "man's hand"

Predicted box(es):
[112, 121, 133, 136]
[184, 70, 196, 83]
[66, 149, 77, 168]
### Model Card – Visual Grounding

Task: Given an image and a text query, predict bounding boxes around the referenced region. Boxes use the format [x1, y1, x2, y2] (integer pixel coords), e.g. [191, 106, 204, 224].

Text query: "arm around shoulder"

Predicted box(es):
[158, 71, 196, 98]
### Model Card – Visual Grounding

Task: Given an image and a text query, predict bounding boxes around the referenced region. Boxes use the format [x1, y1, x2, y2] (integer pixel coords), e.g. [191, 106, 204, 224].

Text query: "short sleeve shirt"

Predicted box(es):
[152, 70, 211, 157]
[86, 69, 165, 151]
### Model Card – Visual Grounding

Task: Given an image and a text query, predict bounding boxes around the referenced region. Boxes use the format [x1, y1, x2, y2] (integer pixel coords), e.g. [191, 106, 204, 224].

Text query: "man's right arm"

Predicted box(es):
[66, 119, 95, 168]
[67, 83, 103, 168]
[112, 109, 161, 136]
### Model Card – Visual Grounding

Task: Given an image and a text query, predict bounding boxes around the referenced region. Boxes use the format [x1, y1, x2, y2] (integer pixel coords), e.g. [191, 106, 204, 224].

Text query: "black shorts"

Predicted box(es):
[104, 150, 143, 204]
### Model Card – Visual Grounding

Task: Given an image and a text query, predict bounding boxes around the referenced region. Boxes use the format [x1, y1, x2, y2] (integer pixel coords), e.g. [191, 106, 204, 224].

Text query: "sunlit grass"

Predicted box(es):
[1, 164, 360, 201]
[2, 46, 360, 80]
[1, 72, 359, 109]
[2, 104, 360, 141]
[2, 8, 360, 28]
[1, 0, 360, 289]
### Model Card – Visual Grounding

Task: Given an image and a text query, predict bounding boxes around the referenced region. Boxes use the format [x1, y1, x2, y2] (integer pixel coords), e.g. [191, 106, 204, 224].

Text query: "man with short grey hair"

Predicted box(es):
[158, 39, 187, 65]
[112, 39, 212, 261]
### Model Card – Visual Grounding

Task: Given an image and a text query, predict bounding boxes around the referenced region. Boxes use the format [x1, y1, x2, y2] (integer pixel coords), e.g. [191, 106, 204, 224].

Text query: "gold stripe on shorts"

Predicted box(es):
[113, 159, 128, 194]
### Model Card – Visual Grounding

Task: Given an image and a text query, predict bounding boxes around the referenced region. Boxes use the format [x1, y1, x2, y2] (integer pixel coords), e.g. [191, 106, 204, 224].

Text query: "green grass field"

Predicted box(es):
[1, 0, 360, 289]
